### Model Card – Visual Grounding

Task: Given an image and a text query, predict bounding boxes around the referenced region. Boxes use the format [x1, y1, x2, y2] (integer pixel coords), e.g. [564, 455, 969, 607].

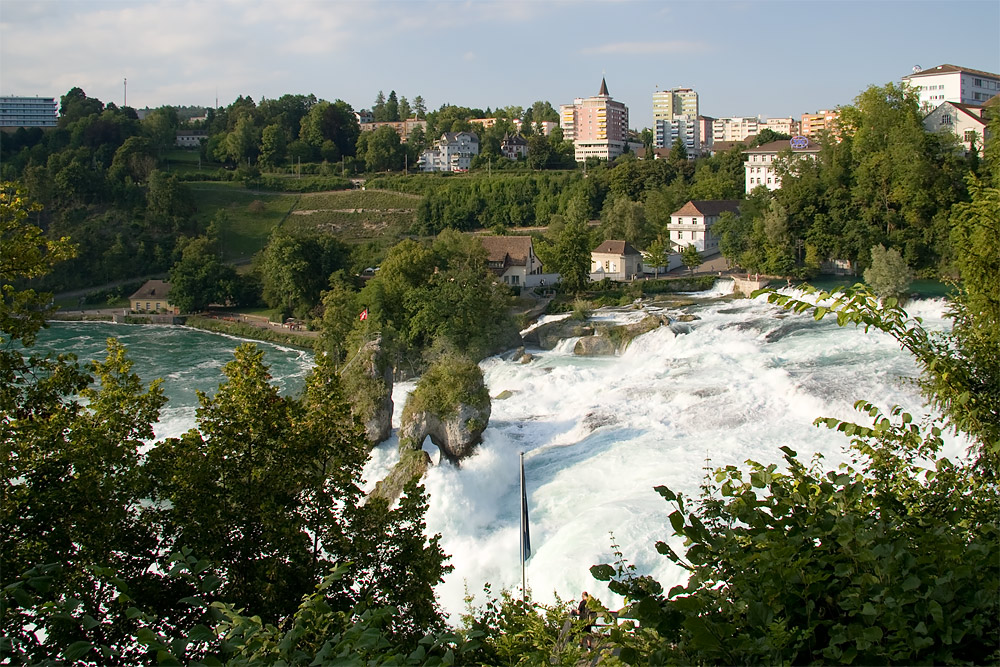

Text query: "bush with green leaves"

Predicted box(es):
[863, 243, 914, 299]
[593, 404, 999, 665]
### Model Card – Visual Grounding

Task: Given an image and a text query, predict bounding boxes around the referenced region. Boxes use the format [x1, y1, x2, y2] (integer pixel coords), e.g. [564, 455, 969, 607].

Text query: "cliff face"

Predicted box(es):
[371, 358, 491, 504]
[342, 336, 393, 447]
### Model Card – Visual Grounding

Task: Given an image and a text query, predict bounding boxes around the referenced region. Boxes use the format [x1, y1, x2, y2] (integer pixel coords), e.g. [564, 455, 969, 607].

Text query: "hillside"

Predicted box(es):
[187, 183, 420, 261]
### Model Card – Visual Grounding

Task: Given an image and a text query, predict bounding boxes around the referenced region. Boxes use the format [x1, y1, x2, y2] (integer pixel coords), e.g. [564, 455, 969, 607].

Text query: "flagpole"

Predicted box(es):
[520, 451, 527, 602]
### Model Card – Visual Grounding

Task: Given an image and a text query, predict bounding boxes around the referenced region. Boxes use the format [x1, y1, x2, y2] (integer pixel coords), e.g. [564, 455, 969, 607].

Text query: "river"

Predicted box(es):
[33, 281, 963, 622]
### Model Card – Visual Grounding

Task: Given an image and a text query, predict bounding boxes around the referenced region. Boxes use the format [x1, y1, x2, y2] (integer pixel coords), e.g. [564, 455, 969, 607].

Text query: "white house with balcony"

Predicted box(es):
[744, 138, 821, 193]
[418, 131, 479, 172]
[668, 200, 741, 256]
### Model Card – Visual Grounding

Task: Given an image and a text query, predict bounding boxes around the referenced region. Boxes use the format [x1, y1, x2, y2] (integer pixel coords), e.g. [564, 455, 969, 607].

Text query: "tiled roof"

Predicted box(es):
[744, 138, 821, 154]
[479, 235, 533, 268]
[671, 200, 742, 217]
[903, 64, 1000, 80]
[130, 279, 172, 300]
[592, 240, 640, 256]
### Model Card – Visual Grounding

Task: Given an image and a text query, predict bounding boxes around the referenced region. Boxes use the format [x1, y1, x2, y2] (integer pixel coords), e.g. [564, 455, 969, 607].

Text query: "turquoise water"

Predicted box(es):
[32, 321, 314, 439]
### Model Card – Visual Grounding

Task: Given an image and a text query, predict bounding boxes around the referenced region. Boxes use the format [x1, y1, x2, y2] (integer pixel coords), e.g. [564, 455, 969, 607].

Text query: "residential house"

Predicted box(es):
[923, 101, 990, 155]
[418, 131, 480, 172]
[479, 235, 549, 287]
[500, 133, 528, 161]
[744, 137, 821, 193]
[668, 200, 741, 256]
[590, 240, 643, 281]
[130, 280, 178, 314]
[902, 64, 1000, 109]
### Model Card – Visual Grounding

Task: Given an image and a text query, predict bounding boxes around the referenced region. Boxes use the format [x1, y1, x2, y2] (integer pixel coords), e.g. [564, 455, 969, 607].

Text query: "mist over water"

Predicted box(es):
[35, 286, 962, 623]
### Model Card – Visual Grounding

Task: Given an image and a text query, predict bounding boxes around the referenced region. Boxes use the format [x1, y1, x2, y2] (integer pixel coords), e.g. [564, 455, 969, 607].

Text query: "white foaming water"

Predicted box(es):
[38, 296, 963, 624]
[363, 288, 964, 622]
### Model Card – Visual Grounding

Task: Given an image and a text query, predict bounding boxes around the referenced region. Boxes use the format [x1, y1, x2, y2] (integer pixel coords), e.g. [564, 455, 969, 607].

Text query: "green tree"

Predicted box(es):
[168, 233, 238, 312]
[643, 236, 670, 278]
[863, 243, 913, 299]
[550, 217, 593, 293]
[259, 123, 287, 168]
[680, 243, 702, 274]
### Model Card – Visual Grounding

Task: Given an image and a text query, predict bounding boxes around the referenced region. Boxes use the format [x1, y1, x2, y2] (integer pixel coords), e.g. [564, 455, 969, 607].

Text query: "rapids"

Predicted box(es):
[33, 282, 963, 622]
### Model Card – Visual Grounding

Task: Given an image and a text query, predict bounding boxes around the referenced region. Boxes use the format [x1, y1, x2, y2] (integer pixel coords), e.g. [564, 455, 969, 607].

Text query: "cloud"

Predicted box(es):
[581, 41, 709, 56]
[463, 51, 477, 62]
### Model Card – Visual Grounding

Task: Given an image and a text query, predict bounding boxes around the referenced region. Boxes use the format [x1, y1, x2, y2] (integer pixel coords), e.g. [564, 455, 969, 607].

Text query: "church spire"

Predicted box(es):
[599, 77, 609, 96]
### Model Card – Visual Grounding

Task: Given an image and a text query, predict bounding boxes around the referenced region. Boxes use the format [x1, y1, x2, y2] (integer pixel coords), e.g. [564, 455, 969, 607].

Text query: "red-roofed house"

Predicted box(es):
[479, 236, 546, 287]
[668, 200, 741, 256]
[590, 240, 643, 281]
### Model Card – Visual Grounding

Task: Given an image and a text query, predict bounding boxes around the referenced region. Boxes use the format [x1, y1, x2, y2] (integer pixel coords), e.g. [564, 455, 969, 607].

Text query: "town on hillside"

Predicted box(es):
[2, 63, 996, 335]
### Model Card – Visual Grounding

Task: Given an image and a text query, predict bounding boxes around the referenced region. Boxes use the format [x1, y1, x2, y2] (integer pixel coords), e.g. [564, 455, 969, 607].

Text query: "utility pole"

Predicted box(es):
[123, 77, 127, 107]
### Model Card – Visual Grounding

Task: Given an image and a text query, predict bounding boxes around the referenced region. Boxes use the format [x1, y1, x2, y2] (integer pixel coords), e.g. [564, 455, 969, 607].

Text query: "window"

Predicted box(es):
[604, 260, 609, 271]
[941, 114, 952, 125]
[974, 78, 983, 86]
[964, 130, 977, 143]
[678, 231, 684, 239]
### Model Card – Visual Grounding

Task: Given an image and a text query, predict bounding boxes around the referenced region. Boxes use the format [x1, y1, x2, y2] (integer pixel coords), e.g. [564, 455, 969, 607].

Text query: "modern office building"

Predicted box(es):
[0, 96, 58, 129]
[560, 78, 629, 162]
[902, 64, 1000, 108]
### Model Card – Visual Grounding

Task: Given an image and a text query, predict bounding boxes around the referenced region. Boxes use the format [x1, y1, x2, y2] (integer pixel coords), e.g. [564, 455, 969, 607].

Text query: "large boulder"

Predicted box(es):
[574, 313, 671, 356]
[398, 357, 491, 466]
[341, 335, 393, 447]
[521, 318, 596, 349]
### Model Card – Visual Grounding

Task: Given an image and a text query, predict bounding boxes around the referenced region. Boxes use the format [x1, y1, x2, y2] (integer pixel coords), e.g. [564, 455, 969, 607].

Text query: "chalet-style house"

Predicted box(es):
[419, 132, 480, 172]
[668, 200, 741, 256]
[479, 235, 546, 287]
[500, 133, 528, 161]
[130, 280, 179, 314]
[590, 240, 643, 281]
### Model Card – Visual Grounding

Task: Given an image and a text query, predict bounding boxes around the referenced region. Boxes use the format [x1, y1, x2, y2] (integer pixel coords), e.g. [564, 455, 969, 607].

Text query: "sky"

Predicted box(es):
[2, 0, 998, 130]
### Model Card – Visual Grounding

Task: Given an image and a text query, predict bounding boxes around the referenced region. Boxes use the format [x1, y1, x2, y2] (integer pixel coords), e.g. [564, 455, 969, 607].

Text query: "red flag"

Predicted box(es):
[359, 308, 368, 321]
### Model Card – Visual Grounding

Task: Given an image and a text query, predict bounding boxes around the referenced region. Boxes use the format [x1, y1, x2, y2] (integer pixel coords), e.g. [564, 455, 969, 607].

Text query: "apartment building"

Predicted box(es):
[560, 78, 629, 162]
[0, 96, 57, 128]
[712, 116, 761, 142]
[800, 109, 839, 138]
[762, 116, 800, 135]
[418, 131, 479, 172]
[359, 118, 427, 143]
[902, 64, 1000, 108]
